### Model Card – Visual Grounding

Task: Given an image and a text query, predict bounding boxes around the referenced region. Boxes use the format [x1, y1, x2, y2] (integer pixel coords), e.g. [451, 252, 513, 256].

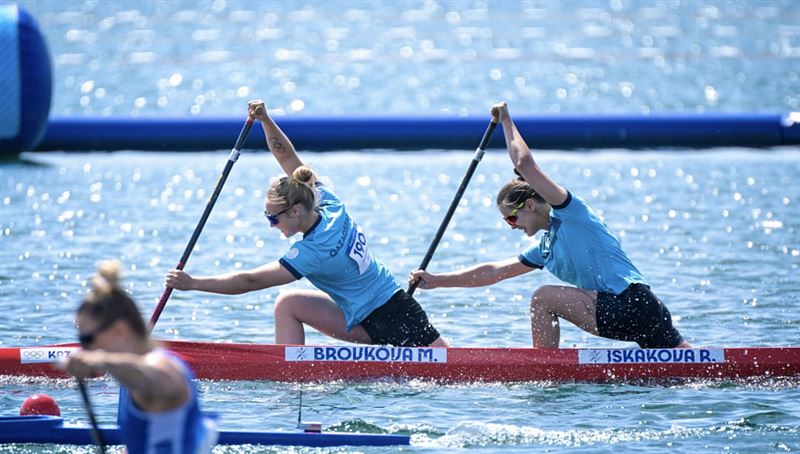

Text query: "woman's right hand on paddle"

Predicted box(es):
[248, 99, 268, 122]
[165, 269, 194, 291]
[408, 270, 439, 289]
[491, 101, 509, 123]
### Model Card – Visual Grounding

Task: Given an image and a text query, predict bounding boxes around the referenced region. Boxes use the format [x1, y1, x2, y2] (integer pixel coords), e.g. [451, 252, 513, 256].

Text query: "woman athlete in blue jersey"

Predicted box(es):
[166, 100, 448, 348]
[410, 103, 690, 349]
[62, 261, 216, 454]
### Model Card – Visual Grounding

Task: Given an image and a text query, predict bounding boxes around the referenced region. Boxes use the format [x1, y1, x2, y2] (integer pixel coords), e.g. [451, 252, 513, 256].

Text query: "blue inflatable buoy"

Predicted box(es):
[0, 3, 51, 154]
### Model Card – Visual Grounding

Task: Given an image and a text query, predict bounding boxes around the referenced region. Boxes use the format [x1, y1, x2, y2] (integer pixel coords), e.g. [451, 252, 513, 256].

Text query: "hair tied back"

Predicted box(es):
[292, 165, 317, 188]
[91, 260, 122, 298]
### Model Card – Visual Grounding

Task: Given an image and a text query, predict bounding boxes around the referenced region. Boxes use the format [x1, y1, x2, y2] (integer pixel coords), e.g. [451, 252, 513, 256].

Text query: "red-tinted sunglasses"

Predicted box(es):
[504, 200, 526, 226]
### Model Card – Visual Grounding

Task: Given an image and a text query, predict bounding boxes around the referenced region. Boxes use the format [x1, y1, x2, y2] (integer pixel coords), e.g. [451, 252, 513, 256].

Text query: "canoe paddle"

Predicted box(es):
[76, 378, 107, 454]
[408, 116, 499, 296]
[148, 107, 262, 332]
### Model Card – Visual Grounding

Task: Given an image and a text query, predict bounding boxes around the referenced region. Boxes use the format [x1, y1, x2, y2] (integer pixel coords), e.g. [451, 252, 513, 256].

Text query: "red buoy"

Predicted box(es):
[20, 393, 61, 416]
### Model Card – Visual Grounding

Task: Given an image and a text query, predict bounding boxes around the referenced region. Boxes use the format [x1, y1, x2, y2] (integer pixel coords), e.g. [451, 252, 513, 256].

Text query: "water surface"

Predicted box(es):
[2, 149, 798, 452]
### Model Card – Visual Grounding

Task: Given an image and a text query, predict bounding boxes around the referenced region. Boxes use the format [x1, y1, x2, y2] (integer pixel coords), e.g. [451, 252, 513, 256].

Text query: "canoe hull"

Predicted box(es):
[2, 341, 799, 383]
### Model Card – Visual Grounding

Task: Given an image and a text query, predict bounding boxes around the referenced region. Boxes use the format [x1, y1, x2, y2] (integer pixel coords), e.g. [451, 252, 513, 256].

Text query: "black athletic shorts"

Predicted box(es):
[358, 290, 441, 347]
[596, 283, 684, 348]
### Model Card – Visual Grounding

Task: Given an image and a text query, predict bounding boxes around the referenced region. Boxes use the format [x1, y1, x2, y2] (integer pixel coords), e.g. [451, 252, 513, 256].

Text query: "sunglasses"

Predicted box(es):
[78, 319, 116, 348]
[264, 205, 292, 226]
[504, 200, 527, 226]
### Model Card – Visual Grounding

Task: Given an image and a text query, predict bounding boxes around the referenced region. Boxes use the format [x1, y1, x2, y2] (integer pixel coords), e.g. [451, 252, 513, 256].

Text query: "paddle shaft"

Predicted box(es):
[148, 111, 260, 332]
[77, 379, 107, 454]
[408, 119, 498, 296]
[297, 388, 303, 425]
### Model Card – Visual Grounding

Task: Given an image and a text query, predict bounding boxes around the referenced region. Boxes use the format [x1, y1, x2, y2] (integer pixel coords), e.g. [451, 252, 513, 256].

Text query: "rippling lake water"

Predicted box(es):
[3, 0, 800, 452]
[2, 150, 799, 452]
[16, 0, 800, 116]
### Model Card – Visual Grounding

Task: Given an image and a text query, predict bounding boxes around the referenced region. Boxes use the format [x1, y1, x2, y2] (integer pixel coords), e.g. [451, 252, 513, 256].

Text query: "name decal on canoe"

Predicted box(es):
[578, 348, 724, 364]
[285, 346, 447, 363]
[20, 347, 77, 364]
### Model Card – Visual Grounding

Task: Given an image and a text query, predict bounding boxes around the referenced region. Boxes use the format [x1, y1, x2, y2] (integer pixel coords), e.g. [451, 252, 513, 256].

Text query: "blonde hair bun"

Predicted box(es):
[91, 260, 122, 297]
[267, 166, 319, 211]
[292, 166, 317, 187]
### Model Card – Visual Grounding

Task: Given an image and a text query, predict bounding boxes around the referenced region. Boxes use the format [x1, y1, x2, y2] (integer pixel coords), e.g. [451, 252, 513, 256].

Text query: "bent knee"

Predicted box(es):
[531, 285, 560, 305]
[274, 290, 305, 315]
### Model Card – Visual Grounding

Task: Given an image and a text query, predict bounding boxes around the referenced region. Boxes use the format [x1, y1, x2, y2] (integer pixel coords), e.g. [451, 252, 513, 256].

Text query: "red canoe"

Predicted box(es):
[2, 341, 799, 383]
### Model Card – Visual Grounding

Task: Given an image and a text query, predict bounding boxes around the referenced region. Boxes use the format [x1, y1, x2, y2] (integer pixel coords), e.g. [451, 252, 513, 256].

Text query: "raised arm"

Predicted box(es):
[248, 100, 304, 177]
[491, 102, 568, 206]
[408, 257, 535, 289]
[166, 261, 297, 295]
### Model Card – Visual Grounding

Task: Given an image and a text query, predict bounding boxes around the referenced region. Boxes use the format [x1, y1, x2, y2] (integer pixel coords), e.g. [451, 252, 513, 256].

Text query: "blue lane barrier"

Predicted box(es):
[0, 4, 52, 154]
[35, 113, 799, 152]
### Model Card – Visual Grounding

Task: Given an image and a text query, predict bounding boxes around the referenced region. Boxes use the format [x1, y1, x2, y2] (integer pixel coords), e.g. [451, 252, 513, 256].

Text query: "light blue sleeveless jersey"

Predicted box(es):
[279, 184, 401, 332]
[518, 191, 646, 295]
[117, 349, 216, 454]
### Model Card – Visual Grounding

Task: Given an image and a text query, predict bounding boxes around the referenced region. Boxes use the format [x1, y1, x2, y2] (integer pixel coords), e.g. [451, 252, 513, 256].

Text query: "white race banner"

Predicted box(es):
[578, 348, 725, 365]
[20, 347, 77, 364]
[285, 346, 447, 363]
